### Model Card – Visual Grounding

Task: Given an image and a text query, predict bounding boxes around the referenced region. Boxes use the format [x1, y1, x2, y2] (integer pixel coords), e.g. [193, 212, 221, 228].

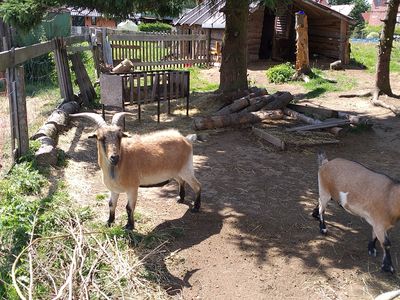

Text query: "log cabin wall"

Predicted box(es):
[308, 17, 342, 60]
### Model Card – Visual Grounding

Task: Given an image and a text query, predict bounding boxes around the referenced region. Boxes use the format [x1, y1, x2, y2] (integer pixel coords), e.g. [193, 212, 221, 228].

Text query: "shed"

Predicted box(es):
[175, 0, 355, 64]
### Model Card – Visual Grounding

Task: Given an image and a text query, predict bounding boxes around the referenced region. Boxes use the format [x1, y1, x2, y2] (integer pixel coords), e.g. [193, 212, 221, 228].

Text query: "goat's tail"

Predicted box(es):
[317, 150, 328, 167]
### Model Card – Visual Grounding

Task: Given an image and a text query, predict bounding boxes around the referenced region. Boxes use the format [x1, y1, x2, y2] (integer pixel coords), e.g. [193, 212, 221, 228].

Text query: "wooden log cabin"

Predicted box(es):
[175, 0, 355, 64]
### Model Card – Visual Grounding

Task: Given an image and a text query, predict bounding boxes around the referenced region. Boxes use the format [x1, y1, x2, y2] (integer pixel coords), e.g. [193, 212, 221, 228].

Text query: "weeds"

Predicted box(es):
[266, 62, 295, 83]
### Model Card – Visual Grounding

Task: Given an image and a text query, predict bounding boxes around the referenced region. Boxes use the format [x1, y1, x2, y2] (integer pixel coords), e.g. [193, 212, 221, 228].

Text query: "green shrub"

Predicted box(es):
[266, 63, 295, 83]
[366, 32, 379, 39]
[138, 22, 172, 33]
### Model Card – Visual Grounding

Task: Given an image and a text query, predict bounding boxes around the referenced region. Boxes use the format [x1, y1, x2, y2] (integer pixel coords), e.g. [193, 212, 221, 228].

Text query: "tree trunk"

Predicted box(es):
[219, 0, 249, 95]
[374, 0, 400, 97]
[294, 12, 311, 78]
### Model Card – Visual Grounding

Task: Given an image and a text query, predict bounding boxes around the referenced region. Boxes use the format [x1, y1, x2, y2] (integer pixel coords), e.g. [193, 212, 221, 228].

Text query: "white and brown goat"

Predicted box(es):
[70, 112, 201, 230]
[313, 151, 399, 273]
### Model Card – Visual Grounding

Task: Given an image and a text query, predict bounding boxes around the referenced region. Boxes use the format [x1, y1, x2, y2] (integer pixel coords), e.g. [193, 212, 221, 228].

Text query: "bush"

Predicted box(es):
[266, 63, 295, 83]
[366, 32, 379, 39]
[138, 22, 172, 33]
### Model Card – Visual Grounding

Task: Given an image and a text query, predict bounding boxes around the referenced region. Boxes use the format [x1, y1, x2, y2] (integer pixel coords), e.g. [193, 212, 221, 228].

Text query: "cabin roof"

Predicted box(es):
[175, 0, 355, 29]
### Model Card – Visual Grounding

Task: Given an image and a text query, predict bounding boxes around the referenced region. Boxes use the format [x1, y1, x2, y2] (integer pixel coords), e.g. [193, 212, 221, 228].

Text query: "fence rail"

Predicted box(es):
[103, 31, 209, 70]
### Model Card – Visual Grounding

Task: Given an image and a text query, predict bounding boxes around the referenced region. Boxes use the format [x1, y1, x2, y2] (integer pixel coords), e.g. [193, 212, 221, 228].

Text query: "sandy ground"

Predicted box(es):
[58, 64, 400, 299]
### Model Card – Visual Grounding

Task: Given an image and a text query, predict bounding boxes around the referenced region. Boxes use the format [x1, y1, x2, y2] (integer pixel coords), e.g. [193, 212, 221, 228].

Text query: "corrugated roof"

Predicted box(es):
[176, 0, 355, 29]
[68, 7, 103, 17]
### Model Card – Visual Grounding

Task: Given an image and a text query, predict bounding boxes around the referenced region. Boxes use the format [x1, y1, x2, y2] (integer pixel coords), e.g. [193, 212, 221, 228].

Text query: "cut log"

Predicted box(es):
[252, 127, 285, 150]
[32, 100, 80, 166]
[193, 110, 284, 130]
[112, 58, 134, 73]
[214, 88, 267, 116]
[242, 91, 293, 113]
[286, 104, 339, 119]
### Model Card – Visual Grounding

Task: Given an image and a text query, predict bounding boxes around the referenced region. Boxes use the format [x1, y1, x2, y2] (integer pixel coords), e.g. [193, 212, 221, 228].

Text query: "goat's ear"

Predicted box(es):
[122, 132, 131, 138]
[88, 133, 97, 139]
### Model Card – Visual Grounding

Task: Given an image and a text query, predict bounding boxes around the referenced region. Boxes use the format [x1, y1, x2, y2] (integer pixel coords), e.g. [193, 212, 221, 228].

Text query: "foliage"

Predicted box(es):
[138, 22, 172, 32]
[363, 24, 400, 37]
[0, 0, 194, 30]
[349, 0, 370, 30]
[266, 63, 295, 84]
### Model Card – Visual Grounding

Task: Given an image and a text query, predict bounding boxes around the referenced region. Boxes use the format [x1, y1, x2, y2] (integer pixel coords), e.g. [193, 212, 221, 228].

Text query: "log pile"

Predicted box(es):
[193, 88, 372, 150]
[193, 90, 293, 130]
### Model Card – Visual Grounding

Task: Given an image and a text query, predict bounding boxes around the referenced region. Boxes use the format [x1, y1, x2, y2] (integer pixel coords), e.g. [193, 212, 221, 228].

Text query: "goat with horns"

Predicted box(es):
[70, 112, 202, 230]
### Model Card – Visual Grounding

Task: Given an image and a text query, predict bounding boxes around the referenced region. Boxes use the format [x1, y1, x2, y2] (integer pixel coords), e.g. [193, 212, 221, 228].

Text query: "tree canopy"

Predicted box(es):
[0, 0, 195, 30]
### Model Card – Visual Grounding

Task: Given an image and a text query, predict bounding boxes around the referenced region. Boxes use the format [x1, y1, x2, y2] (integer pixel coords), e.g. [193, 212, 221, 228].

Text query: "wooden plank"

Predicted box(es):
[108, 33, 207, 42]
[287, 119, 350, 132]
[129, 75, 134, 105]
[0, 40, 55, 71]
[252, 127, 285, 150]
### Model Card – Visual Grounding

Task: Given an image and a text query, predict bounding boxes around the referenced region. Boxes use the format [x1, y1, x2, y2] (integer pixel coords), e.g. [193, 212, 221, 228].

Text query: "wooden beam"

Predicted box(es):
[15, 66, 29, 157]
[287, 119, 350, 132]
[252, 127, 286, 150]
[0, 40, 55, 71]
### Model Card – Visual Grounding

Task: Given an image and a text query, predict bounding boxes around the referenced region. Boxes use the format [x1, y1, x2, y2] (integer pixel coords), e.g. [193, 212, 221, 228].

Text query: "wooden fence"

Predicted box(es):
[0, 23, 92, 172]
[101, 30, 209, 70]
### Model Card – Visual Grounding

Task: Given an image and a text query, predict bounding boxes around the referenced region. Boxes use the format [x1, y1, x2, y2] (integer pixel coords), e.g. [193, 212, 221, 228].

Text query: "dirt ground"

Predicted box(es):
[59, 63, 400, 299]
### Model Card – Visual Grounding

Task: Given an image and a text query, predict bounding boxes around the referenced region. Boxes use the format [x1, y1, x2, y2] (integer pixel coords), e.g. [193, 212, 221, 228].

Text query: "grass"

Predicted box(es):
[0, 140, 183, 299]
[301, 69, 357, 99]
[188, 66, 219, 92]
[350, 41, 400, 73]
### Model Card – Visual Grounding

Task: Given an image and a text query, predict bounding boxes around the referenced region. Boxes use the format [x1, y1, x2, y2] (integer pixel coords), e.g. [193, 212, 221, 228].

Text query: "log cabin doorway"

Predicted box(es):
[259, 8, 275, 59]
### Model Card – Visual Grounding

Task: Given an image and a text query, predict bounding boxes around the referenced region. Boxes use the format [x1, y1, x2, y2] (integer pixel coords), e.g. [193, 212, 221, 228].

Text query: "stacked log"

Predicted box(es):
[32, 101, 80, 166]
[193, 91, 293, 130]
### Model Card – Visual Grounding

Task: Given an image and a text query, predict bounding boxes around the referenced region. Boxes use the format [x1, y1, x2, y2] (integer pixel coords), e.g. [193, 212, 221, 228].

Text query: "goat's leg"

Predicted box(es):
[376, 227, 395, 273]
[368, 230, 378, 257]
[107, 192, 120, 226]
[175, 178, 186, 203]
[312, 203, 320, 220]
[125, 188, 138, 230]
[318, 181, 331, 235]
[185, 175, 201, 212]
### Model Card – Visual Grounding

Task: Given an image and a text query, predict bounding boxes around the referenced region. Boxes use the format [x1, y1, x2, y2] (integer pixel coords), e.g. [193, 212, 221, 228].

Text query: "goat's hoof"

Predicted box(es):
[381, 264, 395, 274]
[176, 196, 184, 203]
[124, 223, 134, 231]
[191, 206, 200, 213]
[320, 228, 327, 235]
[368, 248, 377, 257]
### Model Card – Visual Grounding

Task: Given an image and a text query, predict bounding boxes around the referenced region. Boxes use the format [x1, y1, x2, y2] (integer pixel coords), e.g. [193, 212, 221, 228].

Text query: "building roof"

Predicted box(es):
[175, 0, 355, 29]
[329, 4, 355, 17]
[68, 7, 104, 17]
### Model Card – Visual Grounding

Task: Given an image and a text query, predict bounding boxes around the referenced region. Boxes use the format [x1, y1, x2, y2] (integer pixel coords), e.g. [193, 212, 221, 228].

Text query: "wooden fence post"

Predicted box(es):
[1, 20, 17, 162]
[54, 37, 74, 101]
[15, 66, 29, 157]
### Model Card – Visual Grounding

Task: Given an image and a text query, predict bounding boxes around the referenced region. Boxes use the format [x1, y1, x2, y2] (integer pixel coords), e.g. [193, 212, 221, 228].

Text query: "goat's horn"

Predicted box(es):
[69, 112, 107, 127]
[111, 112, 135, 126]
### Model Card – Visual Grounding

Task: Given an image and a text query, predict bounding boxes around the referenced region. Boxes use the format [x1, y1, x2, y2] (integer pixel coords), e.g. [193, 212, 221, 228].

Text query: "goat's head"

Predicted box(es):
[70, 112, 133, 166]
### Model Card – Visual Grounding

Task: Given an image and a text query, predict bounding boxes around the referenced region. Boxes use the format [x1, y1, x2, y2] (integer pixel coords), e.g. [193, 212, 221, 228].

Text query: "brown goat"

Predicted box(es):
[70, 112, 201, 230]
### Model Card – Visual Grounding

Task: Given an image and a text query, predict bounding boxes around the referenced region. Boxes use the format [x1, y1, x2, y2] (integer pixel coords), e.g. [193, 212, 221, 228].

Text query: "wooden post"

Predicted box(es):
[2, 20, 17, 162]
[54, 37, 74, 101]
[294, 12, 311, 77]
[340, 20, 350, 64]
[15, 66, 29, 157]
